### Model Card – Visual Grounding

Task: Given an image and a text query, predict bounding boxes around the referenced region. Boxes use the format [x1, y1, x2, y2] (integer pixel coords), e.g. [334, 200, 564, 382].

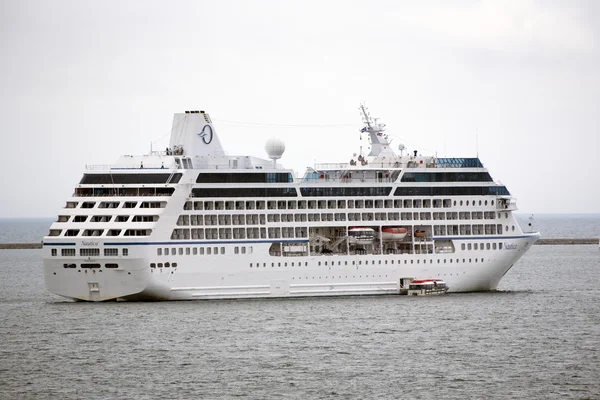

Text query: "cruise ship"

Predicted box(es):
[43, 106, 540, 301]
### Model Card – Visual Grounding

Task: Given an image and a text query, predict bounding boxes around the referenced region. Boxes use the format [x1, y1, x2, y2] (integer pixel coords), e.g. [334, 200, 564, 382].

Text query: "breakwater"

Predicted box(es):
[1, 239, 598, 250]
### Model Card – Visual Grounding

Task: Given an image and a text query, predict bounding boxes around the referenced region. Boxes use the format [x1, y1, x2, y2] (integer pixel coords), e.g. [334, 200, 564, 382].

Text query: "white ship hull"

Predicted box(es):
[44, 234, 539, 301]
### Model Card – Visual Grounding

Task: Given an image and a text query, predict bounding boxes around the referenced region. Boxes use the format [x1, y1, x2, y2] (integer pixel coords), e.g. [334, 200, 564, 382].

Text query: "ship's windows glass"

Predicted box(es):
[461, 243, 465, 250]
[172, 263, 177, 268]
[186, 248, 190, 255]
[81, 263, 101, 268]
[81, 202, 96, 209]
[158, 263, 163, 268]
[474, 243, 478, 250]
[150, 263, 156, 268]
[105, 263, 118, 268]
[467, 243, 472, 250]
[200, 248, 204, 255]
[123, 249, 128, 256]
[318, 262, 321, 266]
[213, 247, 218, 254]
[51, 249, 57, 256]
[193, 248, 197, 255]
[61, 248, 76, 256]
[104, 248, 118, 256]
[124, 202, 137, 208]
[65, 229, 80, 237]
[178, 248, 183, 255]
[165, 262, 170, 268]
[73, 215, 87, 222]
[80, 248, 100, 257]
[512, 225, 515, 231]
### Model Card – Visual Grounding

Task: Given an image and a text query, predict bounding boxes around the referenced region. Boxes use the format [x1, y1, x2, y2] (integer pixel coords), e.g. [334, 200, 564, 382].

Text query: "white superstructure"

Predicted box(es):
[43, 107, 540, 301]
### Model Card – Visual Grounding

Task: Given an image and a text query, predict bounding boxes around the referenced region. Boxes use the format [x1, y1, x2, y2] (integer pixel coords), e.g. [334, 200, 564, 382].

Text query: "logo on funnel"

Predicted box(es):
[199, 124, 213, 144]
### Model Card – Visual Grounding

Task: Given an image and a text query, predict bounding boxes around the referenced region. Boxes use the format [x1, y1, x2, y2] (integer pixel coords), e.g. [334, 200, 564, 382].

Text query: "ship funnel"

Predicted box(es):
[168, 111, 225, 157]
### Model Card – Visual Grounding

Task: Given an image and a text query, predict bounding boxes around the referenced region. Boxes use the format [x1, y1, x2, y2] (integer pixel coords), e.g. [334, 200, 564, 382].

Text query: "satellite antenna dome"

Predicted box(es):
[265, 137, 285, 168]
[398, 143, 406, 156]
[265, 137, 285, 160]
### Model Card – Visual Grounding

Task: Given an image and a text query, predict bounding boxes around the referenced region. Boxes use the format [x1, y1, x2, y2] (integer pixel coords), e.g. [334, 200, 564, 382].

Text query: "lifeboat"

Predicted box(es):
[381, 227, 408, 241]
[348, 227, 375, 244]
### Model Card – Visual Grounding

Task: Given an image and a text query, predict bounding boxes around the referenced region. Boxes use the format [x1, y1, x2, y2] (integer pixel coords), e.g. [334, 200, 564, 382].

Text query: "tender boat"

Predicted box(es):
[348, 227, 375, 244]
[407, 279, 449, 296]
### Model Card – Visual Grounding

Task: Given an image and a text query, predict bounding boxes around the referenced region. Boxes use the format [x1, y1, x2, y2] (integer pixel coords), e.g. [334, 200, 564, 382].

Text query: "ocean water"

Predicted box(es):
[0, 218, 599, 399]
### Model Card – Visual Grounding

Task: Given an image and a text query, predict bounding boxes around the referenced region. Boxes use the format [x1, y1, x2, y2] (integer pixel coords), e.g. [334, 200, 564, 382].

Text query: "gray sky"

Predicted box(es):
[1, 0, 599, 218]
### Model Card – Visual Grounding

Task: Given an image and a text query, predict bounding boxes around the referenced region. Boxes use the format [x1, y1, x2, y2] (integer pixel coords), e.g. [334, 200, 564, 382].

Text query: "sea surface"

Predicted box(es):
[0, 217, 599, 399]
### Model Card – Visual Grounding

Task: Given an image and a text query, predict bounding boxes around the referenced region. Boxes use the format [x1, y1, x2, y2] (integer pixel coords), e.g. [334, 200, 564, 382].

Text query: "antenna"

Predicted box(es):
[476, 132, 479, 158]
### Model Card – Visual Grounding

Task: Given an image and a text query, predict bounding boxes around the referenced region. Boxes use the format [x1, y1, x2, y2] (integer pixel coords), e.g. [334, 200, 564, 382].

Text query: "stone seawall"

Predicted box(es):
[0, 243, 43, 249]
[1, 239, 598, 250]
[535, 238, 599, 245]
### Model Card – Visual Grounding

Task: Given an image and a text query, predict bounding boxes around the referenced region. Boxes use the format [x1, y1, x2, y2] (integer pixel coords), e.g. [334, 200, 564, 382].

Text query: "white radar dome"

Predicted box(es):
[265, 137, 286, 160]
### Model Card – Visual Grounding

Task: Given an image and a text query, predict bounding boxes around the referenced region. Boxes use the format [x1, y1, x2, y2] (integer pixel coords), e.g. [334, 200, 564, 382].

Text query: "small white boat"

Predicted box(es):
[348, 227, 375, 244]
[381, 227, 408, 241]
[407, 279, 449, 296]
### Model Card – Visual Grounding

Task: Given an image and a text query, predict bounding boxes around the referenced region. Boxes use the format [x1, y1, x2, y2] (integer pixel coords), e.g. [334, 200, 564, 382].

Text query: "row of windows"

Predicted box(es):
[435, 158, 484, 168]
[65, 201, 166, 209]
[51, 229, 151, 237]
[150, 262, 178, 268]
[196, 172, 293, 184]
[56, 215, 159, 224]
[62, 263, 119, 268]
[434, 224, 506, 236]
[248, 256, 487, 268]
[191, 188, 298, 198]
[183, 198, 496, 212]
[176, 211, 503, 227]
[461, 242, 504, 251]
[51, 248, 129, 257]
[171, 227, 307, 240]
[80, 173, 182, 184]
[191, 186, 510, 199]
[156, 246, 253, 256]
[394, 186, 510, 196]
[401, 172, 493, 183]
[74, 188, 175, 197]
[299, 187, 392, 197]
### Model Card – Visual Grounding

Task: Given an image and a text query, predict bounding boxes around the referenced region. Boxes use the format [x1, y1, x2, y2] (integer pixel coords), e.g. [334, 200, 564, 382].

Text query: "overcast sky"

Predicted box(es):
[1, 0, 599, 218]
